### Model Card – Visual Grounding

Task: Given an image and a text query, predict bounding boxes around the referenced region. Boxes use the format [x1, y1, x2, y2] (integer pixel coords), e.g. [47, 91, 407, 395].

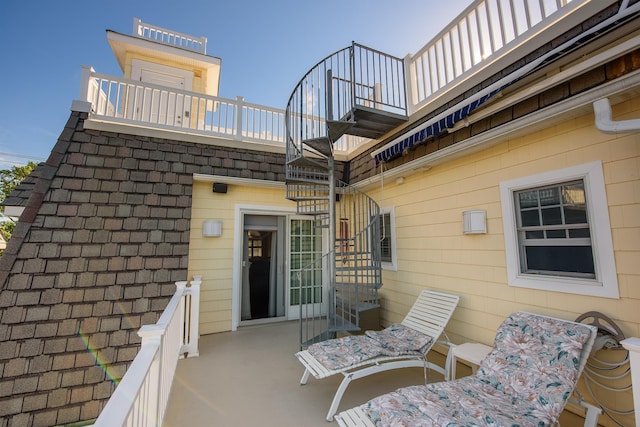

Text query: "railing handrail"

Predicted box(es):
[92, 278, 201, 427]
[133, 18, 207, 54]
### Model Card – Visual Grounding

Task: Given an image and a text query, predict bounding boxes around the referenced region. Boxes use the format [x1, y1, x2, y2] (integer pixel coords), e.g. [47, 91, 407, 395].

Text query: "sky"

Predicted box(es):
[0, 0, 470, 170]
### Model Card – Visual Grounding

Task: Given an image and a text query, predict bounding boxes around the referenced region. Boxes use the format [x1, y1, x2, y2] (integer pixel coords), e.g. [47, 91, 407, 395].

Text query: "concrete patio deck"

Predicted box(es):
[162, 320, 591, 426]
[161, 320, 439, 427]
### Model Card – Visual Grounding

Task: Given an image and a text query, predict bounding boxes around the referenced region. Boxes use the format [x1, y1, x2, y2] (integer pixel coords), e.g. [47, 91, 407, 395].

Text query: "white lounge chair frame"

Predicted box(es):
[296, 289, 459, 421]
[335, 312, 600, 427]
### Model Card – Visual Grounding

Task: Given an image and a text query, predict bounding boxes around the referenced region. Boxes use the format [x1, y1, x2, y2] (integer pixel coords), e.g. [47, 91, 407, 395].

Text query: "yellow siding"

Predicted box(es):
[188, 181, 292, 335]
[373, 97, 639, 426]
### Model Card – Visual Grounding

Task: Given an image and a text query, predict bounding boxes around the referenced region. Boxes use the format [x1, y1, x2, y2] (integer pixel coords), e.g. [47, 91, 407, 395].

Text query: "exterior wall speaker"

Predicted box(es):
[213, 183, 227, 193]
[203, 220, 223, 237]
[463, 210, 487, 234]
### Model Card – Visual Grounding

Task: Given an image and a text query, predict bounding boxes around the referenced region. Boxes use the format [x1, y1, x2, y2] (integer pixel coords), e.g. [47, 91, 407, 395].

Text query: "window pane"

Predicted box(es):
[539, 187, 560, 206]
[569, 228, 590, 238]
[379, 213, 392, 263]
[524, 245, 595, 276]
[564, 205, 587, 224]
[291, 236, 300, 252]
[290, 288, 299, 305]
[541, 207, 562, 225]
[525, 230, 544, 239]
[563, 182, 585, 204]
[518, 191, 539, 208]
[546, 229, 566, 239]
[520, 209, 540, 226]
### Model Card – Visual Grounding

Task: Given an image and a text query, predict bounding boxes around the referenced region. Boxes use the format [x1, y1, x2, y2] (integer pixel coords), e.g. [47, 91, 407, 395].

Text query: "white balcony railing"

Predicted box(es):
[92, 278, 201, 427]
[80, 66, 287, 147]
[133, 18, 207, 54]
[405, 0, 609, 114]
[81, 0, 607, 157]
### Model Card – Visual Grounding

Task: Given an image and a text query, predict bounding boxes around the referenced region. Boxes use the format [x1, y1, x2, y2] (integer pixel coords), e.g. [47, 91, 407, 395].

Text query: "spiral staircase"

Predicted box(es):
[285, 43, 408, 348]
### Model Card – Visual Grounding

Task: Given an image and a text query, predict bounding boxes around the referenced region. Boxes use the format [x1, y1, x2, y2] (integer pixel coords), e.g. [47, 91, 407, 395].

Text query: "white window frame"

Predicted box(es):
[500, 161, 619, 298]
[379, 206, 397, 271]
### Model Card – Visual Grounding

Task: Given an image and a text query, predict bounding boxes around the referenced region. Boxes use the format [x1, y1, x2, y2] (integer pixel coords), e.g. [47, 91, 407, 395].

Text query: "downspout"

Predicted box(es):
[593, 98, 640, 134]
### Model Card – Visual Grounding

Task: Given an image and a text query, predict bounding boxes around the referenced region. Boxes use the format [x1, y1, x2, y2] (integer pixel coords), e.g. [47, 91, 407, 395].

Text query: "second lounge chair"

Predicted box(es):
[295, 289, 460, 421]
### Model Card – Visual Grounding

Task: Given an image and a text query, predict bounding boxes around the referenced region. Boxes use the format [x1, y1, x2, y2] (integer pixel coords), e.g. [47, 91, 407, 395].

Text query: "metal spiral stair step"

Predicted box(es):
[286, 155, 330, 170]
[302, 136, 333, 158]
[326, 119, 356, 142]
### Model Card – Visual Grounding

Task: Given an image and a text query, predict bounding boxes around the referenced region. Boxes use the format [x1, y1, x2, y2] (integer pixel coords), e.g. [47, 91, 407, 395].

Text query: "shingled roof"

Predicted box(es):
[0, 110, 287, 426]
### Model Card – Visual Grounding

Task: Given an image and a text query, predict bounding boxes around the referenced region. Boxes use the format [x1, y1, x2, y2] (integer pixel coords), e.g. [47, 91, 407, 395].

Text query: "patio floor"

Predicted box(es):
[161, 320, 441, 427]
[161, 320, 591, 426]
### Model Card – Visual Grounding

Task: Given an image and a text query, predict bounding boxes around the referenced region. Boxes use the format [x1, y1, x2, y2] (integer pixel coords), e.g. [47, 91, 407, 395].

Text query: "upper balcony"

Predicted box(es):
[79, 1, 620, 161]
[132, 17, 207, 54]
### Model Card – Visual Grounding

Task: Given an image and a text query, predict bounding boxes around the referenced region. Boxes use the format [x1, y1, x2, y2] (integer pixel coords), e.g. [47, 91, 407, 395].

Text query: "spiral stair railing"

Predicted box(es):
[285, 43, 407, 348]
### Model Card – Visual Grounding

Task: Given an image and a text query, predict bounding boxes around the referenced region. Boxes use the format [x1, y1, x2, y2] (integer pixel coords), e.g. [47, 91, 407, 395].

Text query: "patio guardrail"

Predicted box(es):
[92, 278, 201, 427]
[133, 18, 207, 54]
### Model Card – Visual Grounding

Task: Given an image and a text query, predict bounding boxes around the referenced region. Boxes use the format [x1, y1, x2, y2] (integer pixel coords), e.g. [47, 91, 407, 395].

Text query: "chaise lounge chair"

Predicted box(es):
[335, 311, 598, 427]
[295, 289, 460, 421]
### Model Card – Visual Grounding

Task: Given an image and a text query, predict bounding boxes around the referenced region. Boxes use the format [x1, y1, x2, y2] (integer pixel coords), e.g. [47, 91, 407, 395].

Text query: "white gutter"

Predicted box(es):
[593, 97, 640, 134]
[355, 69, 640, 190]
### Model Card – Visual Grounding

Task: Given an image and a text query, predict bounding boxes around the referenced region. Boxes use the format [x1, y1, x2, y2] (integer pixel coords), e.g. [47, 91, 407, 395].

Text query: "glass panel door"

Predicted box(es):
[288, 216, 325, 319]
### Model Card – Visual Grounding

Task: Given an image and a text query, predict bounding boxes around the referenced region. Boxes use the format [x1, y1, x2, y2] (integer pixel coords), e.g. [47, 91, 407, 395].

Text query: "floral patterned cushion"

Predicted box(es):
[363, 312, 594, 427]
[307, 324, 433, 371]
[365, 323, 434, 354]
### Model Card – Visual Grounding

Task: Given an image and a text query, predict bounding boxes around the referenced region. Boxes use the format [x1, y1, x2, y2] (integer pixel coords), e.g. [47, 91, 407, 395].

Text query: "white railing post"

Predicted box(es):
[235, 96, 245, 140]
[137, 325, 164, 426]
[621, 337, 640, 426]
[403, 54, 415, 116]
[133, 17, 142, 37]
[187, 276, 201, 357]
[175, 279, 200, 358]
[79, 65, 95, 103]
[200, 36, 208, 55]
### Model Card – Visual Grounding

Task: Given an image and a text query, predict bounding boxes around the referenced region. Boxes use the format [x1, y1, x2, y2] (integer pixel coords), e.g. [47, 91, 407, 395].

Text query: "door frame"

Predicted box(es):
[232, 204, 296, 330]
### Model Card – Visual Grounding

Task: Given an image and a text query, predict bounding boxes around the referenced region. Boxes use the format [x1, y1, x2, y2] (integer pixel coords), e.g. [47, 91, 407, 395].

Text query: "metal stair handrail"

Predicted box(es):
[285, 42, 407, 160]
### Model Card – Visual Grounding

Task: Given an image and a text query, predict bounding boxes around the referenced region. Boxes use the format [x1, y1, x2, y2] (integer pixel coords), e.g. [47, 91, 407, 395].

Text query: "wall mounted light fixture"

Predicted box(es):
[212, 183, 228, 193]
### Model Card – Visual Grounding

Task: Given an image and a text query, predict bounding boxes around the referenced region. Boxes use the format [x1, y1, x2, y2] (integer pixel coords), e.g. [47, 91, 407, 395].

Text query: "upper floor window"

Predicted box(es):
[379, 207, 397, 271]
[500, 162, 619, 298]
[515, 180, 594, 277]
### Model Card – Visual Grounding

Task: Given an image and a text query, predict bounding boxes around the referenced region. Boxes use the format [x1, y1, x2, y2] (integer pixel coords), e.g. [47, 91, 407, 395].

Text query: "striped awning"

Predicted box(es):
[373, 87, 503, 164]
